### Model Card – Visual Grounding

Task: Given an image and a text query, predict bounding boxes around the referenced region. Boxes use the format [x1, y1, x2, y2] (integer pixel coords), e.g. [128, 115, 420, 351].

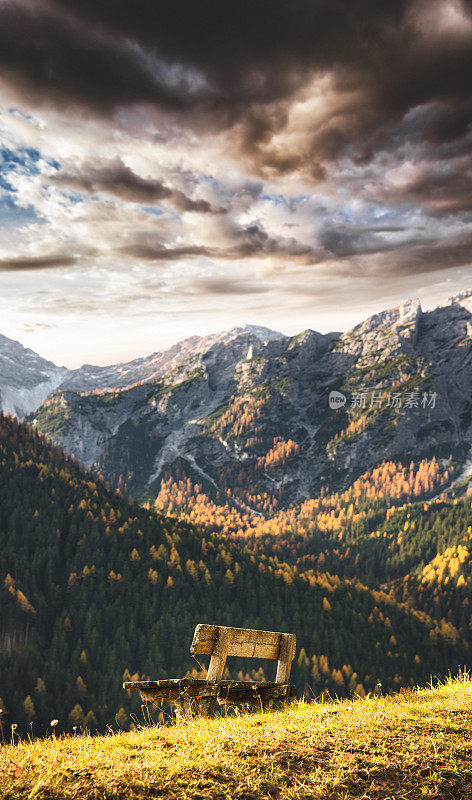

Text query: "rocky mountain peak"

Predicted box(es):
[338, 297, 422, 361]
[61, 325, 284, 394]
[350, 296, 422, 336]
[224, 324, 284, 343]
[7, 287, 471, 507]
[445, 288, 472, 313]
[0, 335, 67, 419]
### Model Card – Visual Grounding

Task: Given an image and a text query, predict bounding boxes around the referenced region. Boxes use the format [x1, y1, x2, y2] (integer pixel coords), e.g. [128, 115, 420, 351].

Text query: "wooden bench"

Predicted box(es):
[123, 623, 296, 719]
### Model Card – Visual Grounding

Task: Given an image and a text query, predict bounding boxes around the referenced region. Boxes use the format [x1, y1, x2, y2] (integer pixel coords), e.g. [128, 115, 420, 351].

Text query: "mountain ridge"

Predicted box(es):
[0, 324, 285, 416]
[3, 291, 472, 416]
[0, 333, 67, 418]
[23, 289, 472, 506]
[2, 289, 472, 507]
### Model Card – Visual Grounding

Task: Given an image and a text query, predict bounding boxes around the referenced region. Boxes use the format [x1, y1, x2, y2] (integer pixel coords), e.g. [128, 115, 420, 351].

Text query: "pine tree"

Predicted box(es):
[23, 695, 36, 721]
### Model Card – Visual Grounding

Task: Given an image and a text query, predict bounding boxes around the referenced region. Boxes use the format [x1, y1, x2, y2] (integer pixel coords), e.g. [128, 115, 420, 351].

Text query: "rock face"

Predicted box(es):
[61, 325, 284, 393]
[5, 291, 472, 504]
[0, 335, 67, 419]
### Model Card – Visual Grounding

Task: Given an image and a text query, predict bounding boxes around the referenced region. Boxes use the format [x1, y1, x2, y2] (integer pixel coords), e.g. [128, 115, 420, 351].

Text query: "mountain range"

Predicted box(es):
[2, 290, 472, 507]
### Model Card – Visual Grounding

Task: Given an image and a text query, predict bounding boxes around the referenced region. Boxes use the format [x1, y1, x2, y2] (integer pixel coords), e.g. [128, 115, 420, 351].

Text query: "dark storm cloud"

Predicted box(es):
[377, 159, 472, 215]
[319, 224, 424, 257]
[2, 0, 471, 171]
[220, 219, 320, 262]
[120, 223, 319, 264]
[52, 158, 225, 213]
[43, 0, 411, 111]
[0, 253, 77, 270]
[0, 1, 191, 113]
[391, 231, 472, 274]
[324, 230, 472, 279]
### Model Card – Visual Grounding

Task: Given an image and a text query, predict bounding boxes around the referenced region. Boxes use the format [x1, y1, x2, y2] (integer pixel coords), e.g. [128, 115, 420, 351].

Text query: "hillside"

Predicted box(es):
[1, 677, 472, 799]
[26, 291, 472, 506]
[147, 461, 472, 635]
[0, 413, 466, 736]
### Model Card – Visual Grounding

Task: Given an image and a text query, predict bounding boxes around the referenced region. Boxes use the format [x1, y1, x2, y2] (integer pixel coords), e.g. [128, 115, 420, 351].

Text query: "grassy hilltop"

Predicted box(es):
[1, 677, 472, 799]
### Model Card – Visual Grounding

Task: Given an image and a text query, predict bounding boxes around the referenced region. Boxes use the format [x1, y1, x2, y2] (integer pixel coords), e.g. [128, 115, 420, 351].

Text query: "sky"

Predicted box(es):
[0, 0, 471, 367]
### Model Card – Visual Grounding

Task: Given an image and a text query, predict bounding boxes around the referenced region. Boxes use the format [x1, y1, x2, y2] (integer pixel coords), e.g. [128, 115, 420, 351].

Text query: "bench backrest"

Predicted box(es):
[190, 624, 296, 684]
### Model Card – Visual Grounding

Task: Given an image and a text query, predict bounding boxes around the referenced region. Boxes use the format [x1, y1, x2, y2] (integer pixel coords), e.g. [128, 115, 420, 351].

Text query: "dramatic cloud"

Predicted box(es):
[374, 154, 472, 214]
[0, 252, 77, 271]
[0, 0, 471, 365]
[1, 0, 472, 176]
[51, 158, 225, 214]
[387, 231, 472, 275]
[120, 221, 320, 264]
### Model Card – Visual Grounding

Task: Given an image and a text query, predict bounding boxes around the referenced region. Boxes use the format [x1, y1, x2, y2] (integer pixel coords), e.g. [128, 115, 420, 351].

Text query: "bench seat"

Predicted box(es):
[124, 678, 296, 704]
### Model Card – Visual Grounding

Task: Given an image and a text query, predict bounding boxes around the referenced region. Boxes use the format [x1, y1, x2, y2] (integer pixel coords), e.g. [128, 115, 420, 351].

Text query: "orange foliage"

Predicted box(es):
[151, 456, 451, 544]
[257, 437, 300, 470]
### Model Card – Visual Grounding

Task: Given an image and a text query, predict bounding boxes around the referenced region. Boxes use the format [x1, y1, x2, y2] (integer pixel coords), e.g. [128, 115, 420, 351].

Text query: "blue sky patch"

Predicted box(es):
[141, 205, 164, 216]
[0, 196, 40, 228]
[0, 147, 41, 177]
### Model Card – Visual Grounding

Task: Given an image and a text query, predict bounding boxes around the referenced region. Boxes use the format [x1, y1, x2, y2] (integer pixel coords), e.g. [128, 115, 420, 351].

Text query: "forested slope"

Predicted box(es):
[0, 413, 465, 735]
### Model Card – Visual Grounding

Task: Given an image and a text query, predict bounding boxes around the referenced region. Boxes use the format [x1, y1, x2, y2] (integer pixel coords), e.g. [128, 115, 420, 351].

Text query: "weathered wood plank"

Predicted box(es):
[123, 679, 218, 703]
[192, 624, 280, 647]
[205, 627, 231, 716]
[129, 680, 295, 703]
[218, 680, 287, 688]
[251, 642, 281, 659]
[206, 628, 230, 682]
[227, 629, 281, 646]
[275, 632, 296, 683]
[191, 641, 281, 658]
[218, 684, 295, 700]
[125, 679, 293, 691]
[191, 624, 290, 659]
[123, 679, 209, 689]
[137, 687, 219, 702]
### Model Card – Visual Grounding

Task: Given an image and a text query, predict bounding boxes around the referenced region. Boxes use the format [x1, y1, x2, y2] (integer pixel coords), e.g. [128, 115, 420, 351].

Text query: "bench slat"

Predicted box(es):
[191, 624, 293, 659]
[123, 679, 208, 689]
[123, 679, 295, 703]
[193, 640, 282, 659]
[124, 679, 290, 690]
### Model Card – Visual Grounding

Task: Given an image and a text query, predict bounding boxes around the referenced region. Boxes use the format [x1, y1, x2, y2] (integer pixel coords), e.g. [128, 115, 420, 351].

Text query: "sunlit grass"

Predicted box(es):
[1, 676, 472, 798]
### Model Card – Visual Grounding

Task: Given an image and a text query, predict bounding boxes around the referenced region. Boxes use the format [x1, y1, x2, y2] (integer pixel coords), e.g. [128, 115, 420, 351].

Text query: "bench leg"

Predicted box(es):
[174, 699, 193, 722]
[196, 696, 217, 717]
[174, 696, 217, 720]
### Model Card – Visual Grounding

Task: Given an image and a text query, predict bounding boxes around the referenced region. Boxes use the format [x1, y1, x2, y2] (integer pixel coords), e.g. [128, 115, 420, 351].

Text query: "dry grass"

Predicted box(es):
[2, 677, 472, 799]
